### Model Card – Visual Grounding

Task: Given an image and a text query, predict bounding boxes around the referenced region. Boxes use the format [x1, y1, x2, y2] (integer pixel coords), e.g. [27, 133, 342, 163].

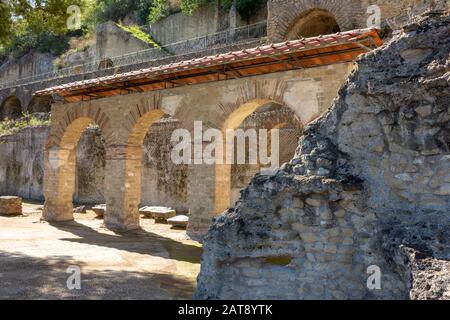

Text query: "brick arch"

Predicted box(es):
[46, 103, 114, 150]
[102, 98, 166, 230]
[214, 79, 296, 126]
[42, 104, 114, 223]
[213, 99, 303, 214]
[285, 8, 341, 40]
[228, 106, 304, 207]
[0, 96, 22, 120]
[268, 0, 353, 42]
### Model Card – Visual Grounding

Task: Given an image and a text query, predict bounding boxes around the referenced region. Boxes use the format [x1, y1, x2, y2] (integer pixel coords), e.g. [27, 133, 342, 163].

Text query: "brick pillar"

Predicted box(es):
[186, 163, 216, 240]
[214, 163, 232, 214]
[103, 145, 141, 231]
[42, 146, 76, 222]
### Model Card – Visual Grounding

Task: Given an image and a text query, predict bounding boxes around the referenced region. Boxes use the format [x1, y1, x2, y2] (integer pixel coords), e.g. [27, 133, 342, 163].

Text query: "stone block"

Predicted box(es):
[92, 204, 106, 218]
[167, 215, 189, 228]
[149, 207, 177, 223]
[73, 206, 86, 213]
[305, 196, 324, 207]
[0, 196, 22, 215]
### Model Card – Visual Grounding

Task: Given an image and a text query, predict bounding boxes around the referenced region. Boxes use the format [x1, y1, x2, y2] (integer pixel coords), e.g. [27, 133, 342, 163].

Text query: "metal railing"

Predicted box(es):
[0, 21, 267, 90]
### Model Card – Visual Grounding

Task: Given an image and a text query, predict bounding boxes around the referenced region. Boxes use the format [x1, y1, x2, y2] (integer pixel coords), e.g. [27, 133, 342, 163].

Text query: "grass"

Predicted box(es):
[0, 115, 50, 137]
[117, 24, 162, 49]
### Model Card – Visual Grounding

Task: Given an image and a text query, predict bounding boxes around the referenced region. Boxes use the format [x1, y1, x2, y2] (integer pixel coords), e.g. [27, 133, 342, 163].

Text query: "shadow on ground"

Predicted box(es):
[49, 220, 203, 264]
[0, 250, 196, 299]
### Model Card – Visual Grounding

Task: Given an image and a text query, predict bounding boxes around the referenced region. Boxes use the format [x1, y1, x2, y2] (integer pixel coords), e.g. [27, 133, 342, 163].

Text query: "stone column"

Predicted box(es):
[42, 146, 76, 222]
[103, 145, 141, 231]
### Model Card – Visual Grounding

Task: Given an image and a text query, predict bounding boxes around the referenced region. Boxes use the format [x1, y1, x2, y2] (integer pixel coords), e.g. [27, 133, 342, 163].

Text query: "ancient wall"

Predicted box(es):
[95, 21, 156, 59]
[148, 1, 267, 46]
[73, 127, 106, 204]
[0, 123, 188, 210]
[140, 119, 188, 212]
[148, 2, 220, 45]
[230, 107, 303, 206]
[37, 61, 352, 233]
[0, 52, 54, 86]
[267, 0, 449, 41]
[196, 12, 450, 300]
[0, 127, 48, 200]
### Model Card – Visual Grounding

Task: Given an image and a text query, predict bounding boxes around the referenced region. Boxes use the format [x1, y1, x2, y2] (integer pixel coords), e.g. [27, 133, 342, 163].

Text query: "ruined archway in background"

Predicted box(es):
[285, 9, 341, 40]
[214, 99, 303, 214]
[1, 96, 22, 120]
[229, 105, 303, 206]
[28, 96, 52, 114]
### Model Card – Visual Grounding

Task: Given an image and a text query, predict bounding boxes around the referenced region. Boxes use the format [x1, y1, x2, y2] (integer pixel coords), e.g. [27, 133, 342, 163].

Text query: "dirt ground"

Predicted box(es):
[0, 201, 202, 300]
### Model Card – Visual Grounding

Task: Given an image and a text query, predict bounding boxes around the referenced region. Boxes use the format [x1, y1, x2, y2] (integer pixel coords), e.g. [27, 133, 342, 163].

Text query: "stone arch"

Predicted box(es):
[229, 104, 303, 206]
[102, 105, 166, 231]
[214, 99, 303, 214]
[28, 96, 52, 114]
[267, 0, 353, 42]
[1, 96, 22, 120]
[285, 9, 341, 39]
[42, 105, 114, 223]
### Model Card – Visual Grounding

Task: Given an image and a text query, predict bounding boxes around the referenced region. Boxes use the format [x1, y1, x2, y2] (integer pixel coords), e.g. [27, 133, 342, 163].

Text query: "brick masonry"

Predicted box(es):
[267, 0, 449, 42]
[41, 63, 353, 235]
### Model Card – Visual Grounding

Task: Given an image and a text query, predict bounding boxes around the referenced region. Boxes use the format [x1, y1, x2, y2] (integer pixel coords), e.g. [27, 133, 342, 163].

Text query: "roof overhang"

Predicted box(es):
[35, 28, 383, 103]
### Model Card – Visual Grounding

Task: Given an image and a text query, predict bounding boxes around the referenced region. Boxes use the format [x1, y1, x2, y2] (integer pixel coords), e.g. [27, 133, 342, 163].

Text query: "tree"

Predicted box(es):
[1, 0, 91, 57]
[0, 2, 13, 45]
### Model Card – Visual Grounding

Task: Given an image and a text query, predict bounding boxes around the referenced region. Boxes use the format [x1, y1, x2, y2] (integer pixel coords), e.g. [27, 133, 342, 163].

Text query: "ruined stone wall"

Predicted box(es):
[95, 21, 157, 59]
[196, 12, 450, 300]
[148, 1, 267, 46]
[230, 107, 303, 206]
[0, 127, 48, 200]
[141, 119, 188, 212]
[74, 127, 106, 204]
[0, 52, 54, 86]
[148, 2, 220, 45]
[267, 0, 449, 41]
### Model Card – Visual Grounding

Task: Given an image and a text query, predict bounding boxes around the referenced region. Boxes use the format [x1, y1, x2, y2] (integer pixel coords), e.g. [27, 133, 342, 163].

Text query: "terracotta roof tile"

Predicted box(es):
[35, 28, 381, 97]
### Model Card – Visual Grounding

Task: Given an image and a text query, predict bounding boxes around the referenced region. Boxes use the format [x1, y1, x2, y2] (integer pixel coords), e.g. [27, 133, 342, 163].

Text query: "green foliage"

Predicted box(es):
[0, 0, 92, 59]
[148, 0, 169, 23]
[148, 0, 215, 23]
[0, 114, 50, 137]
[117, 24, 161, 48]
[147, 0, 265, 23]
[95, 0, 151, 24]
[0, 0, 266, 62]
[179, 0, 210, 16]
[0, 3, 13, 43]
